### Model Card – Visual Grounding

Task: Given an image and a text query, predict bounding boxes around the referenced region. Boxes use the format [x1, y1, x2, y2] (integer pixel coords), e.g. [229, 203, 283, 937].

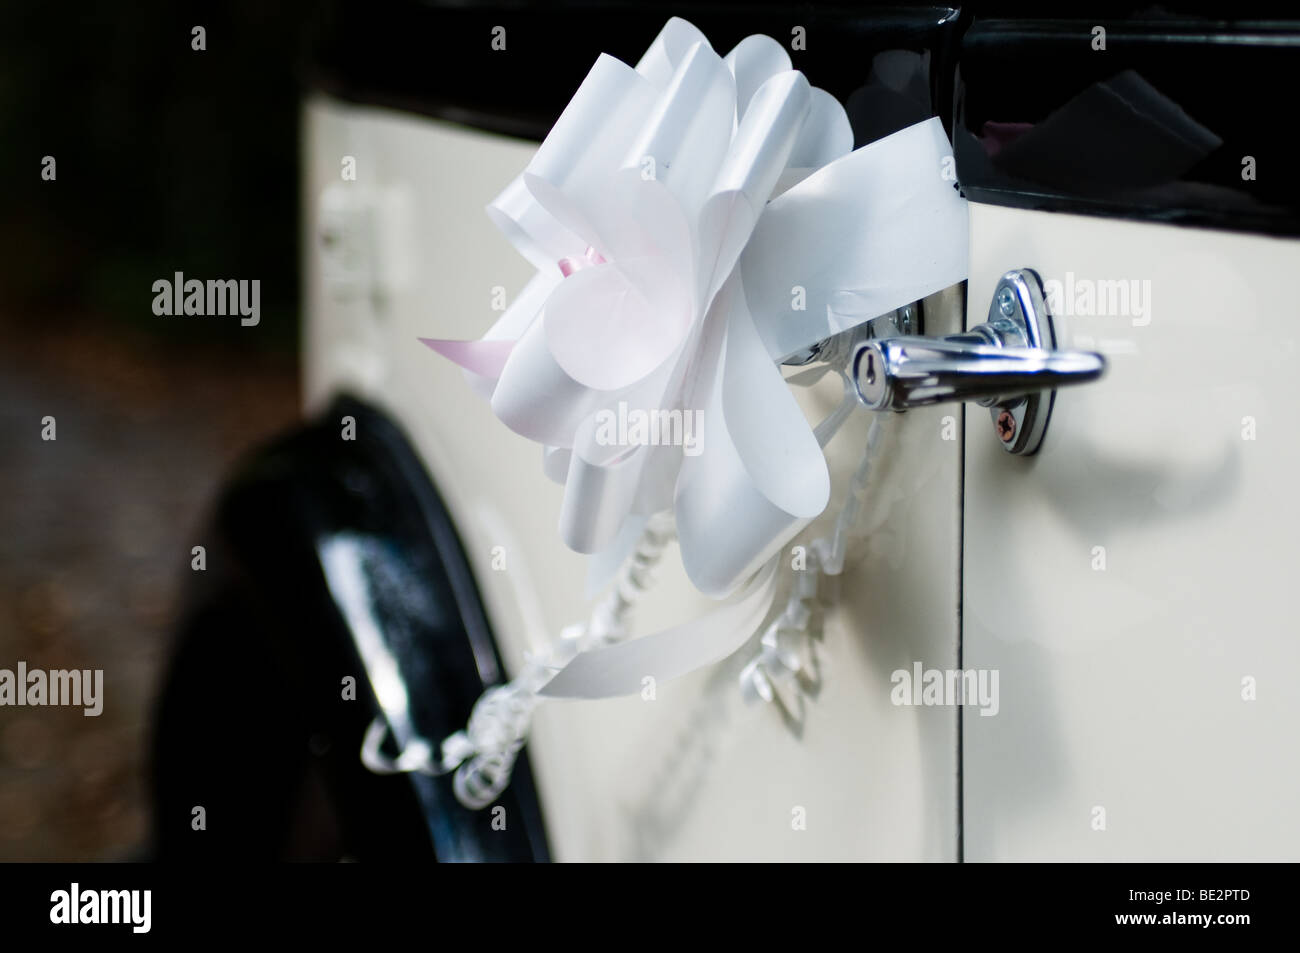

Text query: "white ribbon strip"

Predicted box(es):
[539, 557, 779, 699]
[743, 116, 969, 361]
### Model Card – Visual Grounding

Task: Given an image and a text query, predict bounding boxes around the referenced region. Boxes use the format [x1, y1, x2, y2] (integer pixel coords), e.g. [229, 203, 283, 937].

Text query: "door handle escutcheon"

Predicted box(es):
[850, 269, 1106, 454]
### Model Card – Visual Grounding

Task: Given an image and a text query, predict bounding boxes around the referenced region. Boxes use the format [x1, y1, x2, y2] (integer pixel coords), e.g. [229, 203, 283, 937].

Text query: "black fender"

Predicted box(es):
[150, 396, 550, 861]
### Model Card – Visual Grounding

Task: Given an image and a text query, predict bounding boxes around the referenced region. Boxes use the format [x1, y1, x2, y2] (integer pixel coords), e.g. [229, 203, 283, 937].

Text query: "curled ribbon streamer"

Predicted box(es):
[421, 17, 968, 699]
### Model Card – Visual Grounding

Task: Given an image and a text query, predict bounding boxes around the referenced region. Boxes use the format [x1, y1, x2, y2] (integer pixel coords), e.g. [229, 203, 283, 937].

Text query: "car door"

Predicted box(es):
[956, 11, 1300, 860]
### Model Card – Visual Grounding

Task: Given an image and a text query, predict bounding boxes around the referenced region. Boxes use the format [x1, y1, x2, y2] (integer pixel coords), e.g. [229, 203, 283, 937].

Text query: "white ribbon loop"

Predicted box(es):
[676, 279, 830, 597]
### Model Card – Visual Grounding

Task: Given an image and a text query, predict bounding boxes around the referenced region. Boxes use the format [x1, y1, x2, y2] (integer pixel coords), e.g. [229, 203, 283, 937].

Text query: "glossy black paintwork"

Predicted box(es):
[309, 2, 963, 147]
[309, 1, 1300, 235]
[954, 14, 1300, 235]
[151, 398, 549, 861]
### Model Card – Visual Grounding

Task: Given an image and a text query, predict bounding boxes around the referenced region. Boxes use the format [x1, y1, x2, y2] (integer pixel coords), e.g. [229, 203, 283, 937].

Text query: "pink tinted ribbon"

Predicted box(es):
[557, 246, 607, 277]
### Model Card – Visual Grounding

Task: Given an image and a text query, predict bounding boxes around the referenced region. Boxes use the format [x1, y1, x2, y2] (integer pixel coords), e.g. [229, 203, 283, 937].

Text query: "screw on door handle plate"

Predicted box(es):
[851, 269, 1107, 454]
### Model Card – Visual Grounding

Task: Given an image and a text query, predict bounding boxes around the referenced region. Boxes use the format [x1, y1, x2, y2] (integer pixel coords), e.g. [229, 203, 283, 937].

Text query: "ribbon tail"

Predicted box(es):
[538, 557, 778, 699]
[419, 338, 515, 379]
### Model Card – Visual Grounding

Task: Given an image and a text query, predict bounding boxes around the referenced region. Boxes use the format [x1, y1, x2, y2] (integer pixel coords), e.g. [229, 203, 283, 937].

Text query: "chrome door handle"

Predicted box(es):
[853, 337, 1105, 411]
[851, 269, 1106, 454]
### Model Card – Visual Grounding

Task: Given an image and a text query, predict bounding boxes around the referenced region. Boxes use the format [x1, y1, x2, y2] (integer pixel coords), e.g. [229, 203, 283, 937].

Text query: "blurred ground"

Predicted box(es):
[0, 1, 311, 859]
[0, 315, 298, 860]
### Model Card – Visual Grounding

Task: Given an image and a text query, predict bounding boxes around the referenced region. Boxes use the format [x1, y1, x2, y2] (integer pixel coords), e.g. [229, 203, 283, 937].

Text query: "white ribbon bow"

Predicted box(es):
[423, 17, 967, 696]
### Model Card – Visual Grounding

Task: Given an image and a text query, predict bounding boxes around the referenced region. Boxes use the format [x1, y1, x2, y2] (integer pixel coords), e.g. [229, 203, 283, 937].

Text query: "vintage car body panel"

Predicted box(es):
[297, 3, 1300, 860]
[956, 12, 1300, 860]
[963, 205, 1300, 860]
